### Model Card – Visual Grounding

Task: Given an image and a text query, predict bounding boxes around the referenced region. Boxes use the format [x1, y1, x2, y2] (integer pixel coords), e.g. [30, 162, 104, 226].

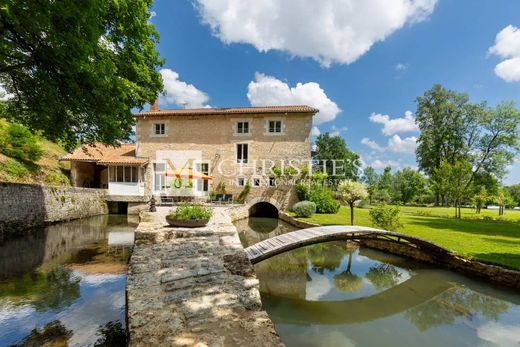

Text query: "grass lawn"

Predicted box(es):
[295, 206, 520, 270]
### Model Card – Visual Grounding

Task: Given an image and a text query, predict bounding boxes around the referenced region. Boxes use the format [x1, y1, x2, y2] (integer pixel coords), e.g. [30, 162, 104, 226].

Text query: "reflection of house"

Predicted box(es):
[62, 104, 317, 209]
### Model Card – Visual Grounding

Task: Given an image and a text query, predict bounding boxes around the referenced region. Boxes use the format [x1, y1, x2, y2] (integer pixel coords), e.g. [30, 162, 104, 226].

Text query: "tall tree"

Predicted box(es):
[313, 133, 360, 182]
[392, 168, 426, 205]
[335, 180, 368, 225]
[506, 184, 520, 206]
[0, 0, 164, 149]
[434, 160, 472, 218]
[361, 166, 380, 204]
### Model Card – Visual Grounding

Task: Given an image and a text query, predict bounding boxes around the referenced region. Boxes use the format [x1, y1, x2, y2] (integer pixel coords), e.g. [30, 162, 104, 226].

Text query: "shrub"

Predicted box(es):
[169, 203, 213, 220]
[295, 182, 310, 201]
[237, 183, 251, 203]
[369, 205, 403, 231]
[292, 201, 317, 217]
[0, 122, 43, 161]
[308, 186, 340, 214]
[4, 159, 30, 178]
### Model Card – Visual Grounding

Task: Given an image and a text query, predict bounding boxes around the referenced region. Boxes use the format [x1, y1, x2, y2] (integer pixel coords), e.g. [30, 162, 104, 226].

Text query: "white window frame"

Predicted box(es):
[153, 161, 167, 192]
[151, 122, 168, 137]
[233, 118, 252, 136]
[237, 177, 246, 187]
[264, 117, 286, 135]
[195, 161, 211, 193]
[252, 177, 261, 187]
[108, 166, 139, 183]
[236, 143, 249, 164]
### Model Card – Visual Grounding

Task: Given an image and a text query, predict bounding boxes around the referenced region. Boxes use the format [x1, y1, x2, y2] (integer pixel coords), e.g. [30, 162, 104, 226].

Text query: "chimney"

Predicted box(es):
[150, 98, 159, 112]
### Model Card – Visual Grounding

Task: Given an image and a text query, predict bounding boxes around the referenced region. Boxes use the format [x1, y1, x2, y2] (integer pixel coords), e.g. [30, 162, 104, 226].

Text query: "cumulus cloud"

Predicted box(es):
[370, 159, 401, 169]
[361, 135, 417, 154]
[369, 110, 419, 135]
[247, 73, 341, 124]
[160, 69, 209, 108]
[311, 126, 321, 136]
[195, 0, 437, 67]
[489, 25, 520, 82]
[330, 125, 348, 137]
[477, 322, 520, 347]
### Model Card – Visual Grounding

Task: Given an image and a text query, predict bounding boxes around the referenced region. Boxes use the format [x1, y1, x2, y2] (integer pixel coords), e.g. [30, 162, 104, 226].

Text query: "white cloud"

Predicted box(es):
[247, 73, 341, 124]
[395, 63, 409, 71]
[370, 159, 401, 169]
[330, 125, 348, 137]
[361, 135, 417, 154]
[387, 134, 417, 154]
[489, 25, 520, 82]
[160, 69, 209, 108]
[369, 110, 419, 135]
[477, 322, 520, 347]
[195, 0, 437, 67]
[0, 84, 13, 101]
[311, 126, 321, 136]
[361, 137, 384, 151]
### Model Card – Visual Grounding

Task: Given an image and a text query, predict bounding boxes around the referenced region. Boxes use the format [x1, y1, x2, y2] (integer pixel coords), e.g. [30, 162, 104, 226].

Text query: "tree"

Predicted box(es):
[368, 205, 403, 231]
[375, 166, 393, 203]
[506, 184, 520, 206]
[336, 180, 368, 225]
[313, 133, 360, 182]
[361, 166, 380, 204]
[493, 188, 515, 216]
[391, 168, 426, 204]
[472, 186, 488, 214]
[434, 160, 472, 218]
[0, 1, 164, 149]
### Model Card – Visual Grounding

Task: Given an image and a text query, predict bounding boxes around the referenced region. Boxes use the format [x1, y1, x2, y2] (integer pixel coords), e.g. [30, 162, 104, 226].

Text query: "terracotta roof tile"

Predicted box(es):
[61, 144, 148, 165]
[135, 105, 318, 117]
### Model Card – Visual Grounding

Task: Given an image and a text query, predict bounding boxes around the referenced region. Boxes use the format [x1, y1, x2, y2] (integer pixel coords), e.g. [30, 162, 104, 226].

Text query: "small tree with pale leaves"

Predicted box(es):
[336, 180, 369, 225]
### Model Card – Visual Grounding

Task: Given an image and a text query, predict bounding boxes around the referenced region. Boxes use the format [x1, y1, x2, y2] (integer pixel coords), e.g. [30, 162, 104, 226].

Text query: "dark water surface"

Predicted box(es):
[0, 215, 135, 346]
[235, 217, 520, 347]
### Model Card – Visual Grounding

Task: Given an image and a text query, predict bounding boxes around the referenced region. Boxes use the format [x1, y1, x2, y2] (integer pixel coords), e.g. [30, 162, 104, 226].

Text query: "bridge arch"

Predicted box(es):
[247, 197, 280, 218]
[244, 225, 452, 264]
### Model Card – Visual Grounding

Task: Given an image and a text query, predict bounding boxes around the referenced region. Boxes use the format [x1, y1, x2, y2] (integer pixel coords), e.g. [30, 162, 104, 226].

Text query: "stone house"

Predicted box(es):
[62, 104, 317, 210]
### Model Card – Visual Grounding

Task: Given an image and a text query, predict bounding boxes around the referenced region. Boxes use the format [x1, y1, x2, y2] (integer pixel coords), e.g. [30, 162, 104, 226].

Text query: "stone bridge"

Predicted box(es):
[244, 225, 453, 264]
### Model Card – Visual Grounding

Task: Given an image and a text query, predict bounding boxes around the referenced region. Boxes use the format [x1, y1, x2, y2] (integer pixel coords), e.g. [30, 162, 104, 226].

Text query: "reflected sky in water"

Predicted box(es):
[0, 215, 133, 346]
[235, 217, 520, 347]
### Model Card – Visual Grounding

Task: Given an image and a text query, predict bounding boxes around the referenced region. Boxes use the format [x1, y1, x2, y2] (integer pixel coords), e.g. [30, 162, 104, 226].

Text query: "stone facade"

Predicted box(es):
[127, 206, 283, 346]
[136, 112, 313, 208]
[0, 182, 108, 240]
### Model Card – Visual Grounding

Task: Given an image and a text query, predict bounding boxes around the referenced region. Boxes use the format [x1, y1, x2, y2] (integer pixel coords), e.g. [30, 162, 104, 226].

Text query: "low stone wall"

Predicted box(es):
[280, 212, 520, 289]
[0, 182, 108, 240]
[126, 207, 283, 346]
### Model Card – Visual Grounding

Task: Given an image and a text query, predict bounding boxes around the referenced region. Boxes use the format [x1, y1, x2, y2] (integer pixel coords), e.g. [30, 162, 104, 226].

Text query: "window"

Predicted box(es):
[269, 177, 276, 187]
[196, 162, 210, 192]
[109, 166, 138, 183]
[237, 143, 248, 163]
[154, 123, 166, 135]
[237, 177, 245, 187]
[237, 121, 249, 134]
[153, 163, 166, 191]
[252, 178, 261, 187]
[268, 120, 282, 133]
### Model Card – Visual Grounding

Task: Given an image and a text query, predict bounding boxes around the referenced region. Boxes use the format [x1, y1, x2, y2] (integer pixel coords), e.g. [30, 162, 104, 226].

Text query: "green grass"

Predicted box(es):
[295, 206, 520, 270]
[0, 119, 71, 185]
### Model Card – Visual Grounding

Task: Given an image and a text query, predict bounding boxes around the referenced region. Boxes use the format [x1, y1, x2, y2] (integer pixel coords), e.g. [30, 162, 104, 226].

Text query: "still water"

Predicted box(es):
[0, 215, 135, 346]
[235, 217, 520, 347]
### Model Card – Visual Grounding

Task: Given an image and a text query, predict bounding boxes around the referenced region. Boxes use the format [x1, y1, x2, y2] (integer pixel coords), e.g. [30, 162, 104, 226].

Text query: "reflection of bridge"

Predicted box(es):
[261, 270, 454, 324]
[244, 225, 452, 264]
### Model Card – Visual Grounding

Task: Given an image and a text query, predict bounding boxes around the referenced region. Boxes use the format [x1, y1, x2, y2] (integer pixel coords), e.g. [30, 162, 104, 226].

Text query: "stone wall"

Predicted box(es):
[0, 182, 108, 240]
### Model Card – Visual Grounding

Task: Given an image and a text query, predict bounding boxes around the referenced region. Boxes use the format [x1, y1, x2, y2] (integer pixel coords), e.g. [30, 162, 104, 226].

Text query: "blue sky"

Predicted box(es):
[150, 0, 520, 185]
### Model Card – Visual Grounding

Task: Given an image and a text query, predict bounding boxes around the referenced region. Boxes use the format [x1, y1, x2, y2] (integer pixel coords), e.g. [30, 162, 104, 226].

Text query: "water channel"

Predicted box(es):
[0, 215, 135, 346]
[235, 217, 520, 347]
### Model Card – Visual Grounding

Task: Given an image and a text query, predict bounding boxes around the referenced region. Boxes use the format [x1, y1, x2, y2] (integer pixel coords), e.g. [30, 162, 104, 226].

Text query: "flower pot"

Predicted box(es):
[165, 215, 210, 228]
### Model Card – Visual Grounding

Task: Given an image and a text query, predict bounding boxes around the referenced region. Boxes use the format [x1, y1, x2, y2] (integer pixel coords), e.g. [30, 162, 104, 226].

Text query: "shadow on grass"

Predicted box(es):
[404, 215, 520, 239]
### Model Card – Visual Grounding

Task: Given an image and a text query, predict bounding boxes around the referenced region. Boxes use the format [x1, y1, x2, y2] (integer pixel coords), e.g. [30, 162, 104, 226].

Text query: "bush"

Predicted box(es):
[369, 205, 403, 231]
[0, 122, 43, 161]
[295, 182, 310, 201]
[4, 159, 30, 178]
[308, 186, 340, 214]
[169, 203, 213, 220]
[292, 201, 317, 217]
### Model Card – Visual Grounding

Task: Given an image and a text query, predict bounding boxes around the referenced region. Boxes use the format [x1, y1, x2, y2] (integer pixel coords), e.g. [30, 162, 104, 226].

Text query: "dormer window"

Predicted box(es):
[154, 123, 165, 135]
[237, 121, 249, 134]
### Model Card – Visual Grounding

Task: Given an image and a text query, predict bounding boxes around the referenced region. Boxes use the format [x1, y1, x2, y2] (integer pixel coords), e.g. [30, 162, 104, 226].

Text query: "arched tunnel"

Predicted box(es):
[248, 201, 279, 218]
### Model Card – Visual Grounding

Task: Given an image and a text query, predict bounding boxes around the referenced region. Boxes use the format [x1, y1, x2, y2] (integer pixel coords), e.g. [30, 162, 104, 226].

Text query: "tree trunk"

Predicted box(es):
[349, 202, 354, 225]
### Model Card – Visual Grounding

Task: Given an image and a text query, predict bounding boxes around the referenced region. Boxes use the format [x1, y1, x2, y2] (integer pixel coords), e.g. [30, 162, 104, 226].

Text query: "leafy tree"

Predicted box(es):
[333, 250, 363, 293]
[506, 184, 520, 206]
[434, 160, 472, 218]
[0, 120, 42, 161]
[361, 166, 380, 204]
[313, 133, 360, 181]
[391, 168, 426, 204]
[0, 0, 164, 149]
[335, 180, 369, 225]
[365, 264, 402, 290]
[472, 186, 488, 214]
[493, 188, 515, 216]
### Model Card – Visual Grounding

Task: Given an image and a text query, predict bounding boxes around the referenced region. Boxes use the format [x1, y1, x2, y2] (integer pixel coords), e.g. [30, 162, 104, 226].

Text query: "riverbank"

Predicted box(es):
[126, 206, 283, 346]
[290, 206, 520, 269]
[280, 211, 520, 289]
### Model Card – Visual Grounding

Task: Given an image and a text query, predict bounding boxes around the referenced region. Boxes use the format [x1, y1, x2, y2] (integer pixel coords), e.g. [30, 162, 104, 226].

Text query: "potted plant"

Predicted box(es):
[165, 203, 213, 227]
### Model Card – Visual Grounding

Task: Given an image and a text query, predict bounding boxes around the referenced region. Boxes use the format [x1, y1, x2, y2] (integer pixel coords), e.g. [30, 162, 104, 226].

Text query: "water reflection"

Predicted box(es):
[234, 218, 520, 347]
[0, 215, 133, 346]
